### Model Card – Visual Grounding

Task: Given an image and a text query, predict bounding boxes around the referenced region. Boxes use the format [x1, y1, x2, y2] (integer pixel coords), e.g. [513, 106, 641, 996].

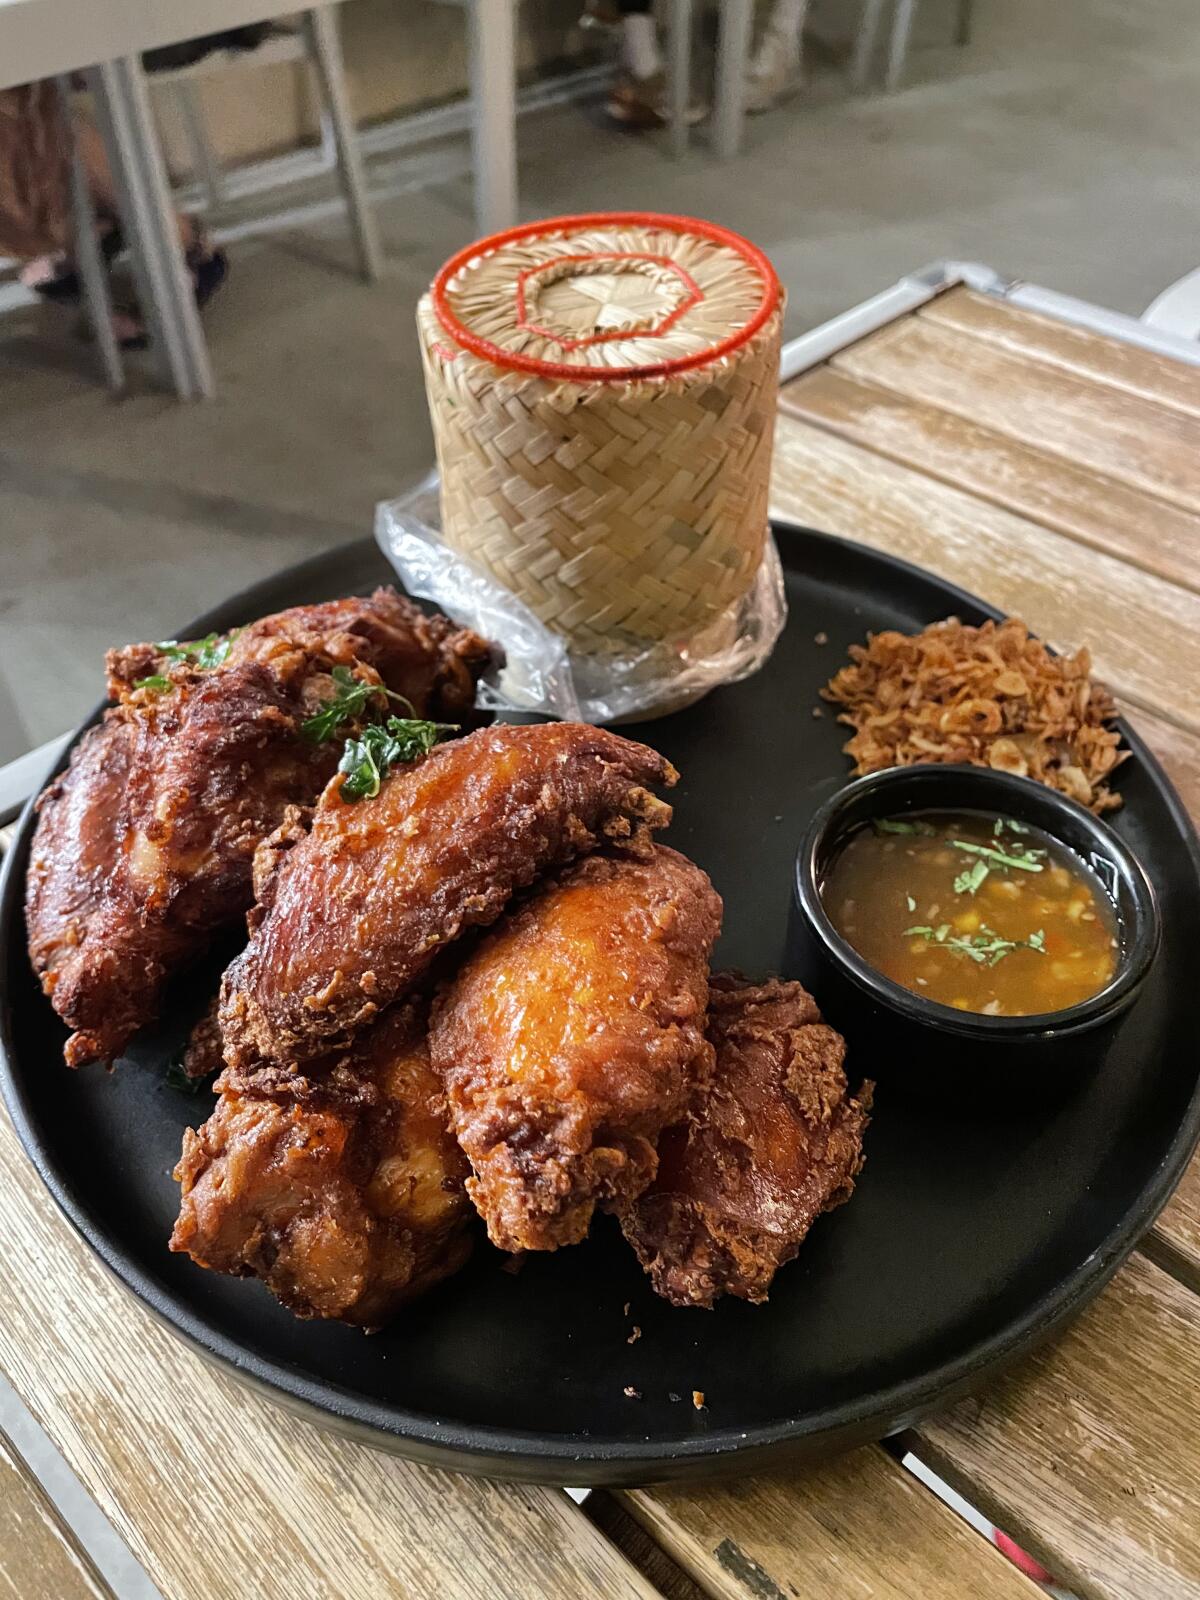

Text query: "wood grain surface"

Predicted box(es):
[585, 1493, 709, 1600]
[779, 367, 1200, 592]
[1118, 702, 1200, 819]
[836, 316, 1200, 515]
[1144, 1160, 1200, 1296]
[920, 288, 1200, 420]
[770, 415, 1200, 729]
[621, 1448, 1044, 1600]
[0, 1112, 659, 1600]
[911, 1255, 1200, 1600]
[3, 291, 1200, 1600]
[0, 1428, 112, 1600]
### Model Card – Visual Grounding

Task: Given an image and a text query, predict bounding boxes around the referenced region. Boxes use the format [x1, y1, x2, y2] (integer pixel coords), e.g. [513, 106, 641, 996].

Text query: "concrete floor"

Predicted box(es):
[3, 0, 1199, 759]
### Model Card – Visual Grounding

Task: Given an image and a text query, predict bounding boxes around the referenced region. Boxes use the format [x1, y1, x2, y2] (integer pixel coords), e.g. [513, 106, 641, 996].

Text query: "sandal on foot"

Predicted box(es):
[23, 228, 125, 304]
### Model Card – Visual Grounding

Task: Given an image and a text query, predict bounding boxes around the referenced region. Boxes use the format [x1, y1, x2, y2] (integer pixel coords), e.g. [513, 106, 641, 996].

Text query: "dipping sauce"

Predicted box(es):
[822, 812, 1118, 1016]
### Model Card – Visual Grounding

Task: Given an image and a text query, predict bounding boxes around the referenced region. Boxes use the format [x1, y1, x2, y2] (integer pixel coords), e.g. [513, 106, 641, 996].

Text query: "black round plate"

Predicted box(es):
[3, 524, 1199, 1485]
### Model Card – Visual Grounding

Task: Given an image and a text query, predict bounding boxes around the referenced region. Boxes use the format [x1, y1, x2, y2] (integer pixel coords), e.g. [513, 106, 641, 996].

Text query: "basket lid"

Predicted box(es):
[430, 212, 781, 382]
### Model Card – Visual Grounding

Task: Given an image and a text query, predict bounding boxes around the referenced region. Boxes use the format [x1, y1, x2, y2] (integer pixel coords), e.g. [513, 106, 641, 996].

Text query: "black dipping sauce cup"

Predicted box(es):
[786, 766, 1161, 1099]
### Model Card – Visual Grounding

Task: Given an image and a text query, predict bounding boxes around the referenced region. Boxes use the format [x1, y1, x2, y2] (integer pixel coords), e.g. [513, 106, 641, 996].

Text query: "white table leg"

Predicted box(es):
[713, 0, 752, 160]
[174, 79, 225, 210]
[885, 0, 917, 90]
[667, 0, 695, 159]
[850, 0, 887, 89]
[305, 4, 384, 281]
[88, 58, 214, 399]
[468, 0, 518, 235]
[57, 76, 123, 392]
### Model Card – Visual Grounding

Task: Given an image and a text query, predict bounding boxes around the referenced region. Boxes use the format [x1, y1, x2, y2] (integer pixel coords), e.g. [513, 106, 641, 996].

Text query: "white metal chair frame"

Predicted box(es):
[852, 0, 974, 93]
[667, 0, 975, 164]
[1143, 270, 1200, 341]
[149, 7, 383, 284]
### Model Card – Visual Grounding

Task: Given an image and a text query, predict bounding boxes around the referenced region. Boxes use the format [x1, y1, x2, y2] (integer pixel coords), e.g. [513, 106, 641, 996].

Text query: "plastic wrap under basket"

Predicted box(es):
[417, 213, 784, 711]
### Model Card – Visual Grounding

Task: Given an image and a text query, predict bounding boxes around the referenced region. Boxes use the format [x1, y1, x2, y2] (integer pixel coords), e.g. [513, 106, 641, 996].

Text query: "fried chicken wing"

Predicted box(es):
[218, 723, 677, 1073]
[106, 588, 491, 723]
[430, 846, 722, 1253]
[27, 590, 491, 1067]
[171, 1003, 472, 1327]
[621, 974, 872, 1308]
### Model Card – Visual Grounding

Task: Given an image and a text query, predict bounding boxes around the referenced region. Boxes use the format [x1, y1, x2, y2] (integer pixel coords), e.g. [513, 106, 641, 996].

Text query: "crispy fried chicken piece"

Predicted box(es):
[180, 999, 224, 1081]
[26, 590, 491, 1068]
[171, 1003, 472, 1328]
[106, 588, 492, 723]
[219, 723, 677, 1073]
[621, 974, 872, 1308]
[430, 846, 722, 1253]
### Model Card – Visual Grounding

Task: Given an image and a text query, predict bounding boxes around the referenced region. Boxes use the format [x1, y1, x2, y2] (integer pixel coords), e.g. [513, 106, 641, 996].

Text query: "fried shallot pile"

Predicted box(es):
[822, 617, 1128, 814]
[819, 611, 1126, 812]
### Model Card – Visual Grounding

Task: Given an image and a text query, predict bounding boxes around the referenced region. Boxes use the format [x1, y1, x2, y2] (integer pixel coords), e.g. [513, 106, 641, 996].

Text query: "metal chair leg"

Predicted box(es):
[667, 0, 695, 159]
[885, 0, 917, 90]
[304, 4, 384, 281]
[467, 0, 518, 235]
[850, 0, 888, 89]
[955, 0, 973, 46]
[713, 0, 753, 159]
[174, 80, 225, 210]
[88, 58, 214, 400]
[57, 76, 123, 392]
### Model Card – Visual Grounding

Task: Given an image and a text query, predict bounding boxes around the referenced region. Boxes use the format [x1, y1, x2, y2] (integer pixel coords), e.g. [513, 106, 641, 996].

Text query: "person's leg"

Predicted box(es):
[745, 0, 810, 112]
[76, 103, 227, 307]
[602, 0, 706, 129]
[618, 0, 663, 78]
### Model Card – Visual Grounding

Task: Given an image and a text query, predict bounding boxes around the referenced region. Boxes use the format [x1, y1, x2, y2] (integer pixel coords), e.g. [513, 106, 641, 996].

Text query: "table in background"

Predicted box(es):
[2, 266, 1200, 1600]
[0, 0, 517, 399]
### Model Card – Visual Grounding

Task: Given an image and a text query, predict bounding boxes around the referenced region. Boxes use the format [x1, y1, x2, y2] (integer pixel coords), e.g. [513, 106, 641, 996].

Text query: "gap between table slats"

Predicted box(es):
[584, 1492, 709, 1600]
[0, 1426, 112, 1600]
[832, 317, 1200, 517]
[0, 1114, 661, 1600]
[615, 1445, 1045, 1600]
[770, 414, 1200, 733]
[905, 1253, 1200, 1600]
[778, 368, 1200, 596]
[920, 288, 1200, 422]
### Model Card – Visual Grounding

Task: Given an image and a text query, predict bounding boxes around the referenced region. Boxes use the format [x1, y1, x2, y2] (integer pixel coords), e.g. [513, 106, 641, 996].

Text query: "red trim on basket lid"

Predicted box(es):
[513, 252, 704, 352]
[431, 212, 781, 382]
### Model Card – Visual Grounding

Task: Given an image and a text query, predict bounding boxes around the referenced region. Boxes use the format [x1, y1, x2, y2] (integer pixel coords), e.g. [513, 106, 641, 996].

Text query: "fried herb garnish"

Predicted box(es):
[951, 840, 1045, 873]
[301, 666, 419, 744]
[874, 817, 937, 837]
[904, 922, 1046, 967]
[135, 630, 240, 695]
[155, 629, 239, 671]
[953, 858, 990, 897]
[337, 716, 457, 801]
[164, 1053, 210, 1094]
[995, 816, 1031, 837]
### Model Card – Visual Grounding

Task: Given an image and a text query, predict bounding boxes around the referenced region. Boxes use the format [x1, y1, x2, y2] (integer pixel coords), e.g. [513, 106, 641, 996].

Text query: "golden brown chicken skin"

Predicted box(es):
[171, 1003, 472, 1328]
[621, 974, 872, 1308]
[430, 846, 722, 1254]
[26, 590, 491, 1068]
[218, 723, 677, 1074]
[106, 588, 490, 724]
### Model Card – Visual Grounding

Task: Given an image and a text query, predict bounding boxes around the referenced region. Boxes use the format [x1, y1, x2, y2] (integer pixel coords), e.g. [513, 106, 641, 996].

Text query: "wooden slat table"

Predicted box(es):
[3, 270, 1200, 1600]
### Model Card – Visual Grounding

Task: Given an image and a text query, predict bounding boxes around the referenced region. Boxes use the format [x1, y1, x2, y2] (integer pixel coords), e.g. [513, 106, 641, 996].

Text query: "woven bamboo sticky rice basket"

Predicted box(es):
[417, 212, 784, 701]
